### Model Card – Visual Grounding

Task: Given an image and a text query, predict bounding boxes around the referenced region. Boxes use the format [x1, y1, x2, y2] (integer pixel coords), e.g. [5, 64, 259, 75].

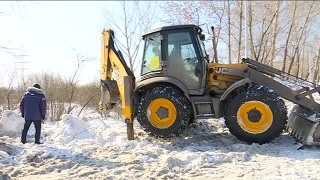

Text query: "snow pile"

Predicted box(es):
[57, 114, 95, 143]
[1, 110, 320, 179]
[0, 110, 24, 136]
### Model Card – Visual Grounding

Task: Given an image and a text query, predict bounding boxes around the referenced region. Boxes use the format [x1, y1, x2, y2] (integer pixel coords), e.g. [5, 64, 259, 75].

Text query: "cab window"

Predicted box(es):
[166, 31, 201, 89]
[142, 32, 162, 75]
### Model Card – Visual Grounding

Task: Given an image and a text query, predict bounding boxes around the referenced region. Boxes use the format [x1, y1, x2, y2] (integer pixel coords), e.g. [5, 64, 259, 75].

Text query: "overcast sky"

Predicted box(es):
[0, 1, 117, 87]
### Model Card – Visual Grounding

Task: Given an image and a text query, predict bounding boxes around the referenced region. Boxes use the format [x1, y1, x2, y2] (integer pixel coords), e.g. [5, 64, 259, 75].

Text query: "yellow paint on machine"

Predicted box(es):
[100, 29, 112, 80]
[148, 98, 177, 129]
[100, 29, 133, 121]
[237, 101, 273, 134]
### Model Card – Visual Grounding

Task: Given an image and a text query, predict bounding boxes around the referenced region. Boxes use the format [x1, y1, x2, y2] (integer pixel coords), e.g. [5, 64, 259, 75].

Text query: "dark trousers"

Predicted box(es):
[21, 120, 42, 143]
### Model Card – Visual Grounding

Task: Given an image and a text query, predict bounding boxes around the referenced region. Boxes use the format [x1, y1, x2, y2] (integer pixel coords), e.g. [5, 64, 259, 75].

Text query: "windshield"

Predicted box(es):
[141, 32, 162, 75]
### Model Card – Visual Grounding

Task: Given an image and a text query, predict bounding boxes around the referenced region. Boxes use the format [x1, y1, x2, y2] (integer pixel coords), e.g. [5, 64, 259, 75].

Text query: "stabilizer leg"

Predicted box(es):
[126, 118, 134, 140]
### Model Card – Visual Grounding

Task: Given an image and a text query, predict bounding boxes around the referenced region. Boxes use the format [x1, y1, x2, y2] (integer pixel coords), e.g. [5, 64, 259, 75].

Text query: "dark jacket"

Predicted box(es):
[20, 87, 47, 121]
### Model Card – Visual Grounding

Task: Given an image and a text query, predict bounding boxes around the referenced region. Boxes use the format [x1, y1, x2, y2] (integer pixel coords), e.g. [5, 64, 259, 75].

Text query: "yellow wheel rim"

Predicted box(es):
[237, 101, 273, 134]
[148, 98, 177, 129]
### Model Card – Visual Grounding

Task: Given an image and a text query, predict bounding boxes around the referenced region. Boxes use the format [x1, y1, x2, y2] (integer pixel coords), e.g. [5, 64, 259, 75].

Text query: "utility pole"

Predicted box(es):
[14, 54, 29, 87]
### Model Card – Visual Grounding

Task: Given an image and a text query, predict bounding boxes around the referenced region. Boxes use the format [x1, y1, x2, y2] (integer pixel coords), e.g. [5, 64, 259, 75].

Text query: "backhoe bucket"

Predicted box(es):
[99, 80, 120, 110]
[287, 105, 320, 145]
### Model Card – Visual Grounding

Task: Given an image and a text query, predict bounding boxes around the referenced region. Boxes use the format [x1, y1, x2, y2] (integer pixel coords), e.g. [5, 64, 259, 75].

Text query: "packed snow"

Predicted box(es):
[1, 103, 320, 180]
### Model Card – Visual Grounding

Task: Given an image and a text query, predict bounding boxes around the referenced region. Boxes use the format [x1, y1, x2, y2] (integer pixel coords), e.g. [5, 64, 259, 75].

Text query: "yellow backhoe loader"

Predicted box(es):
[100, 24, 320, 145]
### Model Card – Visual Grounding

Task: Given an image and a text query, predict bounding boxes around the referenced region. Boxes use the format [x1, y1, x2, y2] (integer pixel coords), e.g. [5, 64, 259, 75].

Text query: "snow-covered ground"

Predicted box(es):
[1, 106, 320, 180]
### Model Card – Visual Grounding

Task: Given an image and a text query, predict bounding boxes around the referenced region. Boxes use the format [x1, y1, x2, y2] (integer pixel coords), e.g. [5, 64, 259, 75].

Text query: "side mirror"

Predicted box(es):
[200, 34, 205, 41]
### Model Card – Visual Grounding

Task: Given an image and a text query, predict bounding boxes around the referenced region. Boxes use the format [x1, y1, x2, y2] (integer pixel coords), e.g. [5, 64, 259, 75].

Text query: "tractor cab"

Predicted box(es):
[140, 25, 209, 95]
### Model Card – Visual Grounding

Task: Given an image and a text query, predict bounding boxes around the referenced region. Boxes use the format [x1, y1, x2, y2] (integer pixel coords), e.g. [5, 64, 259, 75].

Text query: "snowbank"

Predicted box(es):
[57, 114, 95, 143]
[0, 110, 24, 136]
[0, 110, 320, 179]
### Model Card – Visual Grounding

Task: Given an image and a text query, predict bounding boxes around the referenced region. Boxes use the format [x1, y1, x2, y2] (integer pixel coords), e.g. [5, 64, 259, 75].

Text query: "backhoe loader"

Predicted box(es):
[100, 24, 320, 145]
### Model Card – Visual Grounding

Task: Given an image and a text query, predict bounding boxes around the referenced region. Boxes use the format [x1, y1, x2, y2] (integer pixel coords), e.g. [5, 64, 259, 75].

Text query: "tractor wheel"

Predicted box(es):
[137, 86, 192, 138]
[224, 85, 287, 144]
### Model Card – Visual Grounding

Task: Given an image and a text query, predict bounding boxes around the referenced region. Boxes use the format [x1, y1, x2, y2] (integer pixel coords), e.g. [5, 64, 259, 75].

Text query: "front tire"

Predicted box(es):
[224, 85, 287, 144]
[137, 86, 192, 138]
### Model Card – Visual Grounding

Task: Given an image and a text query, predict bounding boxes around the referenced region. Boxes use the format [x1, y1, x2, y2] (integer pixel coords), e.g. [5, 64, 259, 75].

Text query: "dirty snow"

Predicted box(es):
[1, 105, 320, 180]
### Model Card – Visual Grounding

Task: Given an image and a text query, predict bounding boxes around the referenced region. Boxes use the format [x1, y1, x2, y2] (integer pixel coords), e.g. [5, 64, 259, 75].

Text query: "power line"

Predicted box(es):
[14, 54, 29, 86]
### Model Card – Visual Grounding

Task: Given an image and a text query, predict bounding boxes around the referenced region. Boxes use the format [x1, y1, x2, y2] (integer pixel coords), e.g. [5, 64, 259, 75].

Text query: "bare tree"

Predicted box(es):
[247, 2, 279, 62]
[65, 50, 94, 114]
[203, 1, 228, 47]
[269, 0, 281, 67]
[288, 1, 314, 74]
[25, 72, 64, 121]
[159, 1, 320, 81]
[76, 82, 100, 117]
[312, 39, 320, 84]
[248, 1, 256, 59]
[4, 72, 17, 110]
[162, 1, 203, 25]
[237, 0, 243, 63]
[0, 1, 30, 58]
[102, 1, 158, 72]
[282, 2, 297, 72]
[227, 0, 231, 63]
[162, 1, 228, 61]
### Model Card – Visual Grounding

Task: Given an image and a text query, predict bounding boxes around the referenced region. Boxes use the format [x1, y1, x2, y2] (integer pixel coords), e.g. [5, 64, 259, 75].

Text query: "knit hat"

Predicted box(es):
[33, 83, 41, 89]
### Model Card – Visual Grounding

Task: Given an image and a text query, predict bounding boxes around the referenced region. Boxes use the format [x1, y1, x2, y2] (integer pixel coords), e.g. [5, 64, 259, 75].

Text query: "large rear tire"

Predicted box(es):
[137, 86, 192, 138]
[224, 85, 287, 144]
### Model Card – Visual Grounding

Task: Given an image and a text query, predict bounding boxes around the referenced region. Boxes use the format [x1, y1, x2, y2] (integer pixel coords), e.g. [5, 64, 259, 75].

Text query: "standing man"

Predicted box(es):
[20, 83, 47, 144]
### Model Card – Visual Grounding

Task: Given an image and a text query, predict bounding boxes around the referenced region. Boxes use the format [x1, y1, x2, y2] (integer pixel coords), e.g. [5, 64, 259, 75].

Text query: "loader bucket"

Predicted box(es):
[287, 105, 320, 145]
[99, 79, 120, 110]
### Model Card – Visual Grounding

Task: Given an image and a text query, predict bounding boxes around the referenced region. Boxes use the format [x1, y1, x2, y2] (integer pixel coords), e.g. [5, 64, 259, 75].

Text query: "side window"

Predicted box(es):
[168, 44, 174, 57]
[167, 31, 200, 72]
[181, 44, 197, 62]
[142, 32, 162, 75]
[166, 31, 201, 89]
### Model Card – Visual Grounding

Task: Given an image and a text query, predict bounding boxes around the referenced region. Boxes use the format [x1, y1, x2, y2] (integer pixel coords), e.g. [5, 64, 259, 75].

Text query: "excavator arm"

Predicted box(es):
[100, 29, 135, 140]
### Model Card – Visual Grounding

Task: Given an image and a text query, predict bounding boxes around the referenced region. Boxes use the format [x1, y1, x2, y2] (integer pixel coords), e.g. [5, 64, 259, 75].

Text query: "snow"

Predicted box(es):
[1, 107, 320, 179]
[0, 111, 25, 135]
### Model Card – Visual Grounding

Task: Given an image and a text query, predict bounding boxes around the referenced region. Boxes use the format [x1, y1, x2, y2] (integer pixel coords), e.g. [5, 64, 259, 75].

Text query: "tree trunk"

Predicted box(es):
[237, 0, 243, 63]
[256, 11, 276, 63]
[312, 39, 320, 84]
[6, 94, 11, 110]
[248, 1, 256, 59]
[295, 47, 300, 77]
[282, 2, 297, 72]
[228, 0, 231, 63]
[288, 2, 313, 74]
[269, 0, 281, 67]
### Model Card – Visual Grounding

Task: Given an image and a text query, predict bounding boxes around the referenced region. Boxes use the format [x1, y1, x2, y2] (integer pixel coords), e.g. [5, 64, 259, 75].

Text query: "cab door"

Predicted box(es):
[163, 29, 205, 95]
